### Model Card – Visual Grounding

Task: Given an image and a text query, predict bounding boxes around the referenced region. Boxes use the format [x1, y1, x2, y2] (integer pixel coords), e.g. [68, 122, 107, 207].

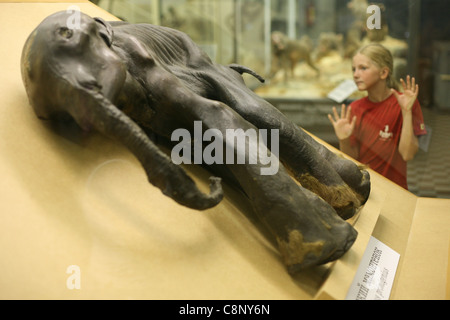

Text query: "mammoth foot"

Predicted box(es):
[278, 187, 357, 273]
[278, 227, 356, 274]
[295, 169, 370, 220]
[248, 177, 357, 272]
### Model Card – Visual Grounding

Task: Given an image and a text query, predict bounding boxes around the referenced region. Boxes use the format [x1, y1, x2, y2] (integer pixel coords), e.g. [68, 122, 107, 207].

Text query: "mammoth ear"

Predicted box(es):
[94, 17, 113, 47]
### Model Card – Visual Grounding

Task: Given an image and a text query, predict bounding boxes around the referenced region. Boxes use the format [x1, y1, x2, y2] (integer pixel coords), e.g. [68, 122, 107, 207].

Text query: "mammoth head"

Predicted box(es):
[21, 11, 126, 129]
[20, 11, 223, 210]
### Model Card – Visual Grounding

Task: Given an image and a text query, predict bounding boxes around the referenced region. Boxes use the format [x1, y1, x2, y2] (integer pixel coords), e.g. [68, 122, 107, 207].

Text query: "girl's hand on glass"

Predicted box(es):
[392, 75, 419, 114]
[328, 104, 357, 141]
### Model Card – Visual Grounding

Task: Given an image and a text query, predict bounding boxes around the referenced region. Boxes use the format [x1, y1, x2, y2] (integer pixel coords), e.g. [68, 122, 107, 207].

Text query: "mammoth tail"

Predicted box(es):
[228, 64, 265, 83]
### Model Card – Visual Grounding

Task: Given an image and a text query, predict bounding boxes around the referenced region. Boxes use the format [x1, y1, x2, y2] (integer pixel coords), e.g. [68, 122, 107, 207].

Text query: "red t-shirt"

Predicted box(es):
[349, 92, 427, 189]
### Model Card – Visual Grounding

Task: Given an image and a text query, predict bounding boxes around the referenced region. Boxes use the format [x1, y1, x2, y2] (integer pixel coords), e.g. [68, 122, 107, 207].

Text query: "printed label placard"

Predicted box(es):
[346, 236, 400, 300]
[327, 79, 358, 103]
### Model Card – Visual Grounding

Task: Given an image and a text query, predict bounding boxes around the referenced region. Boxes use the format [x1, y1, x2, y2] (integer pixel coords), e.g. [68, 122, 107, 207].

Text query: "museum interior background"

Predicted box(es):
[91, 0, 450, 199]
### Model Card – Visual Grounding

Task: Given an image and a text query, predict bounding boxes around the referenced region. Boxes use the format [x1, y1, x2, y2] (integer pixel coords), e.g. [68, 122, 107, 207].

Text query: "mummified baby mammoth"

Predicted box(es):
[21, 11, 370, 273]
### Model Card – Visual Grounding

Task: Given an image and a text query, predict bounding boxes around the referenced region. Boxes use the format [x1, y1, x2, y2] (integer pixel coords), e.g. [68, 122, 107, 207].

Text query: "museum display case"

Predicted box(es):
[94, 0, 423, 145]
[97, 0, 412, 90]
[0, 1, 448, 301]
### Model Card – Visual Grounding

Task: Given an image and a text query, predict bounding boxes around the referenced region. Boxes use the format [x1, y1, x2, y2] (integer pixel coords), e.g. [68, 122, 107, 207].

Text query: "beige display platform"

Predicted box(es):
[0, 1, 448, 300]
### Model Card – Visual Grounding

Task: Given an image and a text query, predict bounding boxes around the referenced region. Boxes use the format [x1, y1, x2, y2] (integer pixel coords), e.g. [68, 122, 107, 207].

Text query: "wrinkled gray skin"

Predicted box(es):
[21, 11, 370, 272]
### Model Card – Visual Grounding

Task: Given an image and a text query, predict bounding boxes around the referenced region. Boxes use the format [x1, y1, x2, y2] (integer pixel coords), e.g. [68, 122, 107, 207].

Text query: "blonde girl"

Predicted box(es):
[328, 43, 427, 189]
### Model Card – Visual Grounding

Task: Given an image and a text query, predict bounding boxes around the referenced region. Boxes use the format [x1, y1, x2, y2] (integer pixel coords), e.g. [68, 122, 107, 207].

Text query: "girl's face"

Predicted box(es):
[352, 53, 387, 91]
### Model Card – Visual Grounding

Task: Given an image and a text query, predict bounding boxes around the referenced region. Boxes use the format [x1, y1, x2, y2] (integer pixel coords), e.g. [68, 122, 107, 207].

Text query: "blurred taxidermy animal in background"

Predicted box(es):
[315, 32, 344, 61]
[270, 31, 319, 82]
[344, 0, 368, 58]
[344, 0, 388, 57]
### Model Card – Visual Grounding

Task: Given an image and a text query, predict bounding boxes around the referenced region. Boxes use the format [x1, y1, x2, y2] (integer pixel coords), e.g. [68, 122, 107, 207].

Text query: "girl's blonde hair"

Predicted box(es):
[355, 43, 400, 91]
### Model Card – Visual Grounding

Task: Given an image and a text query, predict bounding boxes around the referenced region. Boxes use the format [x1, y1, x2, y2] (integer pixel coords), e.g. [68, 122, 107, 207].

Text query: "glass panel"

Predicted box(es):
[92, 0, 450, 198]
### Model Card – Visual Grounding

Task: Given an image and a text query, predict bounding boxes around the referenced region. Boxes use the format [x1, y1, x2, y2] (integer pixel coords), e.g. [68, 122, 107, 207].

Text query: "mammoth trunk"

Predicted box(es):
[75, 88, 223, 210]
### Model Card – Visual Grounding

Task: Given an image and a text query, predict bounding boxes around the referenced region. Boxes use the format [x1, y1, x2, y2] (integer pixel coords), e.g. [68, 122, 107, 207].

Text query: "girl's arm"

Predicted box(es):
[398, 109, 419, 161]
[392, 76, 420, 161]
[339, 137, 359, 160]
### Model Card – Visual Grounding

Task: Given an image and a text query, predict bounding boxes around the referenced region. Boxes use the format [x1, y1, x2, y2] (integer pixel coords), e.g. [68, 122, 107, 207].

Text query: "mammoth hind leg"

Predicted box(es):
[260, 108, 370, 220]
[205, 68, 370, 219]
[182, 96, 357, 271]
[139, 63, 358, 270]
[234, 162, 358, 272]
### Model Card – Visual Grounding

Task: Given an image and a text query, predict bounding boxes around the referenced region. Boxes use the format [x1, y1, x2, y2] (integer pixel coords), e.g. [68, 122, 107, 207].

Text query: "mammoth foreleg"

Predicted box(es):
[74, 87, 223, 210]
